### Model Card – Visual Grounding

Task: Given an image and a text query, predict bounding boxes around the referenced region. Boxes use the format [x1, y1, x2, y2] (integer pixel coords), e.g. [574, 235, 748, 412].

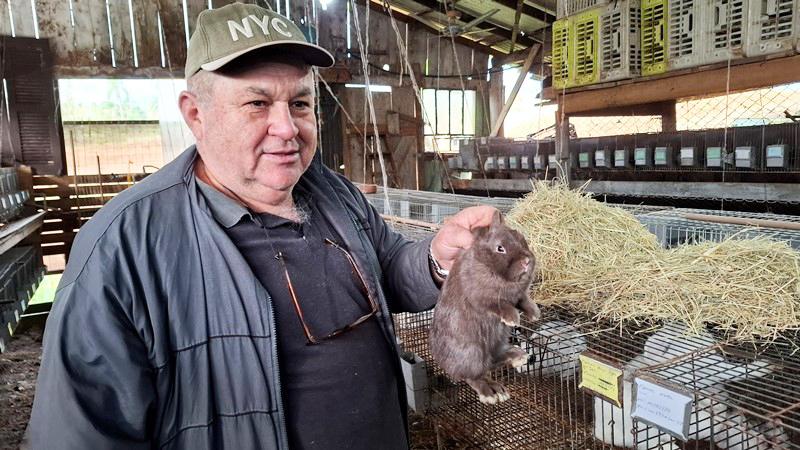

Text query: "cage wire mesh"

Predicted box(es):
[566, 82, 800, 139]
[383, 188, 800, 449]
[638, 208, 800, 249]
[63, 121, 166, 175]
[366, 187, 675, 225]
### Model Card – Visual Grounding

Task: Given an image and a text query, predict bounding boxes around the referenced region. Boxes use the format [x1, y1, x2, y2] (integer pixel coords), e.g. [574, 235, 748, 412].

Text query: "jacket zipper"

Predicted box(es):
[266, 290, 290, 448]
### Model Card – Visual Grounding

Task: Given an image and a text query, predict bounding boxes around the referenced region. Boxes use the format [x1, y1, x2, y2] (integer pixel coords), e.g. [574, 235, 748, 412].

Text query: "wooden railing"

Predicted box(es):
[32, 174, 149, 263]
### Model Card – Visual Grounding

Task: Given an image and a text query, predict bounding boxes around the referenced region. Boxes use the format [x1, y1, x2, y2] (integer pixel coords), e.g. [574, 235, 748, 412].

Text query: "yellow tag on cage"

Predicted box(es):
[579, 353, 623, 407]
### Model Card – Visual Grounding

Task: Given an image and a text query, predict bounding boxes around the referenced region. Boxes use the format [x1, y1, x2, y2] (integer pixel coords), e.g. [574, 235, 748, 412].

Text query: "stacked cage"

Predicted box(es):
[642, 0, 670, 75]
[574, 8, 603, 86]
[745, 0, 800, 56]
[600, 0, 643, 82]
[0, 246, 45, 353]
[705, 0, 750, 63]
[559, 0, 610, 18]
[668, 0, 706, 70]
[553, 18, 574, 90]
[553, 0, 611, 88]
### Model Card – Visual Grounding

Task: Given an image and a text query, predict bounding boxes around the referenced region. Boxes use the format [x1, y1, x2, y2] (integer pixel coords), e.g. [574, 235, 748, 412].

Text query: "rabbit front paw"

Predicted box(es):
[499, 309, 521, 327]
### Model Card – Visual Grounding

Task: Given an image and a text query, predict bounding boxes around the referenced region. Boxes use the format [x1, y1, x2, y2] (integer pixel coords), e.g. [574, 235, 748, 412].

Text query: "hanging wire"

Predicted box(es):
[379, 0, 457, 194]
[348, 0, 392, 213]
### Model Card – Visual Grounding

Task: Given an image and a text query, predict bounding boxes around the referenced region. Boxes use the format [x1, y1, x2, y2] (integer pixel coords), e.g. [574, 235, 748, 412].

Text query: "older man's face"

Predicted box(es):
[196, 62, 317, 196]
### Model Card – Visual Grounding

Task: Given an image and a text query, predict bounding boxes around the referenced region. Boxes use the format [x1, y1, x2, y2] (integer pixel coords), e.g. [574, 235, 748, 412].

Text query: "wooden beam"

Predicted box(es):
[368, 0, 507, 56]
[566, 100, 678, 117]
[510, 0, 526, 53]
[383, 0, 540, 49]
[489, 0, 556, 24]
[578, 180, 800, 203]
[490, 44, 540, 136]
[547, 54, 800, 114]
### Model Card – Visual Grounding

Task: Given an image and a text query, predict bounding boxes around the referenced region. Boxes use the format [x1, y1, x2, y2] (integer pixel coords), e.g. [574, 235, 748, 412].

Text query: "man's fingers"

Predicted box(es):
[440, 225, 474, 252]
[450, 206, 498, 231]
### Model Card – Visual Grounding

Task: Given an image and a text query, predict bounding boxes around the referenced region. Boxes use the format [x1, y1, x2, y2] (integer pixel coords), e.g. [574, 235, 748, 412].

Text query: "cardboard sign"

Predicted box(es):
[631, 375, 693, 441]
[579, 353, 623, 407]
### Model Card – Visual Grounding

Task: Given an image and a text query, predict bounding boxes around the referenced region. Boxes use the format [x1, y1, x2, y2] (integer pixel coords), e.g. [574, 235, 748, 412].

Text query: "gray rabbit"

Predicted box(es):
[430, 211, 540, 404]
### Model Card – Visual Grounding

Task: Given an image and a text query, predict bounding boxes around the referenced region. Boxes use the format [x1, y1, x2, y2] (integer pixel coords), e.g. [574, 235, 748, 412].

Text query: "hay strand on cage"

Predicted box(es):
[506, 180, 800, 342]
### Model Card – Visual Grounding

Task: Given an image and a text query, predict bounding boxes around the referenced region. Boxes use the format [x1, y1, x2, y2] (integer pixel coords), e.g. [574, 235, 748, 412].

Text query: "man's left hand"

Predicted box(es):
[430, 206, 499, 270]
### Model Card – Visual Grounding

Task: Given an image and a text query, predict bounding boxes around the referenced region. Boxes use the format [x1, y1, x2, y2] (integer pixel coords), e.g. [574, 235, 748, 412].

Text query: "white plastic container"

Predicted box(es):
[705, 0, 749, 63]
[600, 0, 643, 82]
[745, 0, 799, 57]
[668, 0, 706, 70]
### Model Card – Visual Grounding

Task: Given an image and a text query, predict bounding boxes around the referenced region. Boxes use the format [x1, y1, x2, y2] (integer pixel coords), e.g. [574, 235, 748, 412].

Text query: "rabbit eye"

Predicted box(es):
[496, 245, 506, 254]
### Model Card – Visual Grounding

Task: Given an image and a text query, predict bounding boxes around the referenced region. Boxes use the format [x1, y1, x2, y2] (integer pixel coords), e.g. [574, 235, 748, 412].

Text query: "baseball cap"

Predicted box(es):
[185, 2, 335, 78]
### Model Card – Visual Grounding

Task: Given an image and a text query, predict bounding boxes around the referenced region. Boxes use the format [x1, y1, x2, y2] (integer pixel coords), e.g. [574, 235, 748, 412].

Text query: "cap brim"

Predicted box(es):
[200, 40, 335, 72]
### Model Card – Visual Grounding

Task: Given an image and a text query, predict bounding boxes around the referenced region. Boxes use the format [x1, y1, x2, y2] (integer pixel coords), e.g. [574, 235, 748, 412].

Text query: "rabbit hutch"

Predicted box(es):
[367, 187, 800, 450]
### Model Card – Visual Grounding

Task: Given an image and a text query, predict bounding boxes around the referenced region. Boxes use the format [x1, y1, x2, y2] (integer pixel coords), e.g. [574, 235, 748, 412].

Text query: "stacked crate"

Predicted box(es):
[667, 0, 706, 69]
[553, 0, 609, 88]
[555, 0, 646, 87]
[706, 0, 750, 62]
[600, 0, 643, 82]
[559, 0, 800, 86]
[573, 8, 603, 86]
[641, 0, 670, 75]
[745, 0, 799, 56]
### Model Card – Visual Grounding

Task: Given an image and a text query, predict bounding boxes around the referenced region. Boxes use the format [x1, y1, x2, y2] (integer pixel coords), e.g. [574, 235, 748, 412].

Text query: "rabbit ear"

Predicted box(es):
[473, 224, 489, 239]
[490, 210, 503, 228]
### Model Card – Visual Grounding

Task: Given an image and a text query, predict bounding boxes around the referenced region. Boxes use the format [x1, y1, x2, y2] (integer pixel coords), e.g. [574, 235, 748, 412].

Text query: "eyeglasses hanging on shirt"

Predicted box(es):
[255, 214, 380, 345]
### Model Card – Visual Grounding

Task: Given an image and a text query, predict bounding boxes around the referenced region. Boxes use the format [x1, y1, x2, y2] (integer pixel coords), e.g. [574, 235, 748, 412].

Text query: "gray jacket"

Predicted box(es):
[29, 147, 440, 449]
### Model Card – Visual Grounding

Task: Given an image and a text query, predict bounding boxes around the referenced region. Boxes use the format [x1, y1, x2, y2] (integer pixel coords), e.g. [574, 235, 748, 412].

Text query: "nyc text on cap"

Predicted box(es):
[185, 2, 335, 78]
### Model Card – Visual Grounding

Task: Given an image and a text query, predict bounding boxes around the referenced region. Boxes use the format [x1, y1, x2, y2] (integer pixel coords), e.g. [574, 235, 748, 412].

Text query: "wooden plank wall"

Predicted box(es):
[32, 173, 147, 261]
[2, 0, 490, 79]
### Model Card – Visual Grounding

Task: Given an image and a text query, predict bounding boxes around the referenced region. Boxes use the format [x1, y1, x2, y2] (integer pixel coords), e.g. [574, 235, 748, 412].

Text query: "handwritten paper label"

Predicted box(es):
[579, 353, 623, 407]
[631, 376, 693, 441]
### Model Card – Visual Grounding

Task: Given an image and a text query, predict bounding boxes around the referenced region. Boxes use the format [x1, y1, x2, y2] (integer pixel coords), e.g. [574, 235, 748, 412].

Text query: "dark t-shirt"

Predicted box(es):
[216, 185, 407, 450]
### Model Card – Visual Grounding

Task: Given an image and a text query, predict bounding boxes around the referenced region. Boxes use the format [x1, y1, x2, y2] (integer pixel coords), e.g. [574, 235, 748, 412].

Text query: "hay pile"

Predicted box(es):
[506, 181, 800, 342]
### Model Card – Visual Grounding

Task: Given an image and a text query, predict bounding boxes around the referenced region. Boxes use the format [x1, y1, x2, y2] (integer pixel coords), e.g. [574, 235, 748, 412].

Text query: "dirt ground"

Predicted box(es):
[0, 323, 465, 449]
[0, 324, 43, 450]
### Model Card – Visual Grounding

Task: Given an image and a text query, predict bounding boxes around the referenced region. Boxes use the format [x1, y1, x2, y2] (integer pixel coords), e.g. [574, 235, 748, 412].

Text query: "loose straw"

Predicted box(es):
[506, 181, 800, 342]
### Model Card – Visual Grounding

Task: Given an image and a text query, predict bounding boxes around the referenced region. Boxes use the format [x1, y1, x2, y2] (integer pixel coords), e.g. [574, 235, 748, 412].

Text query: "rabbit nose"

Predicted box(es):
[521, 257, 531, 272]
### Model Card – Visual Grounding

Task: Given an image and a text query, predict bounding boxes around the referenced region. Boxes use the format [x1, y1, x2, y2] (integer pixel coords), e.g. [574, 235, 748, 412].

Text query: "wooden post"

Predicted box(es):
[490, 44, 541, 137]
[555, 109, 571, 182]
[660, 100, 677, 132]
[96, 156, 105, 205]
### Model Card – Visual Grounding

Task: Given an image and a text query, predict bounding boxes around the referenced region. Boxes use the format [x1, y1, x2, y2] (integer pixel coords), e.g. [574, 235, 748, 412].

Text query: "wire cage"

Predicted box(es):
[398, 305, 800, 449]
[637, 208, 800, 249]
[364, 187, 519, 224]
[381, 189, 800, 449]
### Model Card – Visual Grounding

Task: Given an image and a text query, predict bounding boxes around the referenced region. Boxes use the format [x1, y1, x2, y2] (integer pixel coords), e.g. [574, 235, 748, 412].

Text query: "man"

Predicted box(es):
[29, 3, 496, 449]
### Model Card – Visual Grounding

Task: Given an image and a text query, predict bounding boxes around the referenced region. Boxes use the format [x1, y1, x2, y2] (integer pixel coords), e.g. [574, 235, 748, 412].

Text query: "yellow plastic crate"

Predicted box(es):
[573, 8, 602, 86]
[552, 18, 573, 89]
[641, 0, 668, 75]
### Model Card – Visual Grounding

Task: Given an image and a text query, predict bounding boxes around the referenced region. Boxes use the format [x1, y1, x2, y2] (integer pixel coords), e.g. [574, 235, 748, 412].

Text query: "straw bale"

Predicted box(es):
[506, 181, 800, 342]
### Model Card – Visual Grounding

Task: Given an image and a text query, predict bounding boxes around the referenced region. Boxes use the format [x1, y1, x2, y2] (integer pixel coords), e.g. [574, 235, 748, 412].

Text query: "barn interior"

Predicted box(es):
[2, 0, 800, 448]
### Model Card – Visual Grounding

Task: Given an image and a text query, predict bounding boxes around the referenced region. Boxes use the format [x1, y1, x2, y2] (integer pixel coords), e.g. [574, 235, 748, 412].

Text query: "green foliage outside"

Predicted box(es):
[59, 79, 160, 121]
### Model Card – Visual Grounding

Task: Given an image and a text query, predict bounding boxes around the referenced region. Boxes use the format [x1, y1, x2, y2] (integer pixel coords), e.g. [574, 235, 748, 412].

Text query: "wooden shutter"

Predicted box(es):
[0, 36, 66, 175]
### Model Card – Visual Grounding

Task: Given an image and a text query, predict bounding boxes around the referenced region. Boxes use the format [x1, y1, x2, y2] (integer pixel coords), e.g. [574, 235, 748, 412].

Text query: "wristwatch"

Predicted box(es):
[428, 248, 449, 279]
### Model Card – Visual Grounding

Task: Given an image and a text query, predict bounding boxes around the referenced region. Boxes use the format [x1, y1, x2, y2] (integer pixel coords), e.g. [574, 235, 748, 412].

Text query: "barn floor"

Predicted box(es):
[0, 323, 42, 450]
[0, 321, 463, 449]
